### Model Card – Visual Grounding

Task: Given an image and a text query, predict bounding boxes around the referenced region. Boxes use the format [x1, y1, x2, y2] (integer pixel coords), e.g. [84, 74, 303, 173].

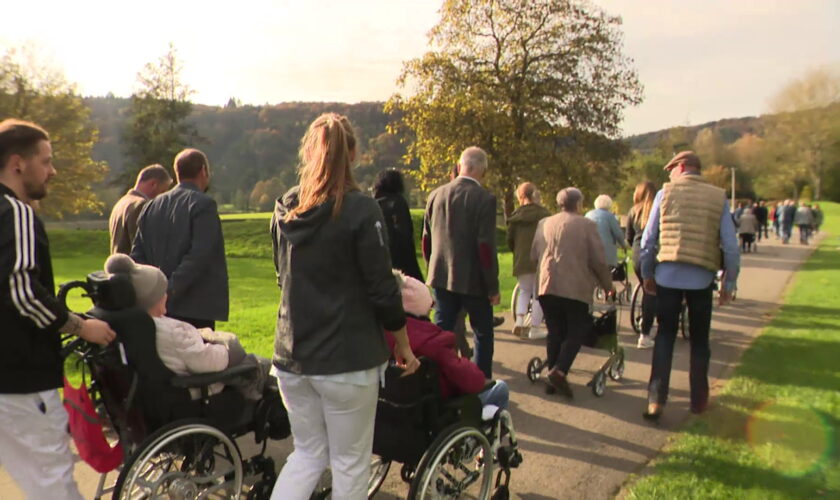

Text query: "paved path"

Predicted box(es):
[0, 237, 818, 499]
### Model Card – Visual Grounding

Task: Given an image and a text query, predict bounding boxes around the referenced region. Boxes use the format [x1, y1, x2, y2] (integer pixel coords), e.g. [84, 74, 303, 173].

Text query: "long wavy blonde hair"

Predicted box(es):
[286, 113, 359, 221]
[633, 181, 657, 230]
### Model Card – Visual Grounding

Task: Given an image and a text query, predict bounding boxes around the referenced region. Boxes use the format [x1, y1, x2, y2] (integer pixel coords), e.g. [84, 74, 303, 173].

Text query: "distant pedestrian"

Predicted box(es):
[754, 200, 769, 241]
[531, 187, 613, 399]
[423, 146, 500, 378]
[108, 164, 172, 255]
[626, 181, 658, 349]
[738, 208, 758, 252]
[131, 148, 228, 329]
[813, 204, 824, 233]
[374, 168, 424, 281]
[506, 182, 550, 339]
[770, 202, 780, 238]
[640, 151, 739, 420]
[780, 200, 796, 244]
[794, 202, 814, 245]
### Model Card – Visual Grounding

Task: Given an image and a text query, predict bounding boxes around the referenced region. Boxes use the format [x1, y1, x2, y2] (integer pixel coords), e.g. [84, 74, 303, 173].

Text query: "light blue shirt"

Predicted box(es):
[585, 208, 626, 267]
[640, 180, 739, 292]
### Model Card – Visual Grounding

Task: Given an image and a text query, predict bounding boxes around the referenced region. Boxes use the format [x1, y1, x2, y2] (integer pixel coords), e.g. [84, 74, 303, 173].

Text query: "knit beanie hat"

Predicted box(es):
[104, 254, 168, 310]
[393, 270, 434, 317]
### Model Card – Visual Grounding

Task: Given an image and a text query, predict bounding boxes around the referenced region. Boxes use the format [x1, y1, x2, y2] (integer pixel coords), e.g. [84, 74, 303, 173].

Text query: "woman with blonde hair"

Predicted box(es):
[626, 181, 657, 348]
[269, 113, 419, 499]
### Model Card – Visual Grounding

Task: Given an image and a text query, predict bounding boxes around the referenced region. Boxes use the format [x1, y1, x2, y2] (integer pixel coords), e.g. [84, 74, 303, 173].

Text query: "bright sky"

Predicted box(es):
[1, 0, 838, 136]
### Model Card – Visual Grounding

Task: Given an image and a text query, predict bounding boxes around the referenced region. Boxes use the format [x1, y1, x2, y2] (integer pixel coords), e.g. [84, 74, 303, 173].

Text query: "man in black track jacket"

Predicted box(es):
[0, 119, 115, 499]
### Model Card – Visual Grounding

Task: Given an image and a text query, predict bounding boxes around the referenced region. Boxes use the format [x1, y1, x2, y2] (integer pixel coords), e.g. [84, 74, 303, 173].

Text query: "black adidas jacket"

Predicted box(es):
[0, 183, 69, 393]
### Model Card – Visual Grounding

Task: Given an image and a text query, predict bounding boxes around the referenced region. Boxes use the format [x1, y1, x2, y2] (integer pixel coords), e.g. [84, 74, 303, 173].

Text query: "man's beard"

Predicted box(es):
[24, 180, 48, 200]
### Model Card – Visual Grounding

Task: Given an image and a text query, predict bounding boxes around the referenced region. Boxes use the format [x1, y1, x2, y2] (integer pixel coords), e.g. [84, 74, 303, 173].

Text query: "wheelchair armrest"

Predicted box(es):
[170, 363, 258, 388]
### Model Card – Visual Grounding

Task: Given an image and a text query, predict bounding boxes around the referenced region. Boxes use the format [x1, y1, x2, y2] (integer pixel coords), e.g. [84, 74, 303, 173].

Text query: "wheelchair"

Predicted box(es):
[365, 360, 523, 499]
[594, 256, 632, 305]
[59, 271, 300, 500]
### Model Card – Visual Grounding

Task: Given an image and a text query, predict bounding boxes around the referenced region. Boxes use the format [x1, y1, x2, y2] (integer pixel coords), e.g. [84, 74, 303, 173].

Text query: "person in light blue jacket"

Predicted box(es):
[585, 195, 627, 267]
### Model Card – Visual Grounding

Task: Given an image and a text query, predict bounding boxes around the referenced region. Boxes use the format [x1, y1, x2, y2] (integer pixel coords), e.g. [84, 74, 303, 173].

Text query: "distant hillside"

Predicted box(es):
[83, 96, 406, 209]
[625, 115, 767, 152]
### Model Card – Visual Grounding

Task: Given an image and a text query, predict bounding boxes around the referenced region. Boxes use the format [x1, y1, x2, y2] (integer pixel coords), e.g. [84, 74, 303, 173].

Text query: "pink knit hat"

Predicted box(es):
[394, 271, 434, 316]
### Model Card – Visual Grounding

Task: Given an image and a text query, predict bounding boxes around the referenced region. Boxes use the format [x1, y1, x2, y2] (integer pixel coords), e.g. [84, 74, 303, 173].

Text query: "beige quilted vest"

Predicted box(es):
[658, 175, 725, 272]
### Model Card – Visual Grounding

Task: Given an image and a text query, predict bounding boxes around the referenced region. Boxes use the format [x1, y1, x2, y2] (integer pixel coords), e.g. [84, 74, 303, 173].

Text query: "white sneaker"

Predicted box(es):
[528, 325, 548, 340]
[637, 334, 654, 349]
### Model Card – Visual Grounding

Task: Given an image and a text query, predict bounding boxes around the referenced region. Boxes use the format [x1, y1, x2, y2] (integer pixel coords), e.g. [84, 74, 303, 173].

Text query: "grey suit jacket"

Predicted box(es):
[422, 177, 499, 297]
[131, 182, 229, 321]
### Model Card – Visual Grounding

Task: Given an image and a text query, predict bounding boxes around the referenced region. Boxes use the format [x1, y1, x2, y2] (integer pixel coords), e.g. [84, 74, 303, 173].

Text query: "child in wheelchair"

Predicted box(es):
[103, 254, 285, 430]
[386, 270, 509, 411]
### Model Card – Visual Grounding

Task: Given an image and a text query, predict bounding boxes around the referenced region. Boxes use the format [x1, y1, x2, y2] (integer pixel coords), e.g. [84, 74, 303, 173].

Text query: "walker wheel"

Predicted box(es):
[591, 372, 606, 397]
[526, 357, 543, 383]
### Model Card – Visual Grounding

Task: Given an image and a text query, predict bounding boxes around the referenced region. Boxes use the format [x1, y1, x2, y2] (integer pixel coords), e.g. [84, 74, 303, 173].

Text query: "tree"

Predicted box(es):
[0, 47, 107, 217]
[388, 0, 642, 215]
[249, 177, 288, 212]
[122, 43, 196, 187]
[764, 66, 840, 200]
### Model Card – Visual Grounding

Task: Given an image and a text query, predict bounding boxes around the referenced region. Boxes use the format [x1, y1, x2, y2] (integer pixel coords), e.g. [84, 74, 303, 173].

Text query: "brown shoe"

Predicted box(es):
[547, 369, 574, 399]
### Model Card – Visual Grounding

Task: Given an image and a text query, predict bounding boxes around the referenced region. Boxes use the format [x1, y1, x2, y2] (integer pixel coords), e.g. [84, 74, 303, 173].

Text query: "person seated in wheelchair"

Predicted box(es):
[387, 270, 509, 410]
[104, 254, 275, 404]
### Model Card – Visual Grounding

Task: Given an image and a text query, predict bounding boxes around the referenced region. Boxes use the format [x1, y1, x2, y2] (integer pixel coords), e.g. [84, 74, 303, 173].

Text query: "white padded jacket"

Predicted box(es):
[153, 316, 229, 399]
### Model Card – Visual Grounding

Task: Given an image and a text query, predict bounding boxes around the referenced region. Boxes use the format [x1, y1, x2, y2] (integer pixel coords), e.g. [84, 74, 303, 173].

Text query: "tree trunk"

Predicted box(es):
[503, 186, 515, 220]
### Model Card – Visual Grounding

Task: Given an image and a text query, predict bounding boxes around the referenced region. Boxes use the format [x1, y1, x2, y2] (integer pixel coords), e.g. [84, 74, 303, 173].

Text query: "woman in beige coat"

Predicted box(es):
[531, 188, 613, 398]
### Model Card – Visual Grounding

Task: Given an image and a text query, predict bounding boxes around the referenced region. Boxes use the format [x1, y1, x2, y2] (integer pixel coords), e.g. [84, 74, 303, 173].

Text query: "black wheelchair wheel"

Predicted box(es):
[680, 302, 689, 339]
[114, 419, 243, 500]
[408, 424, 493, 499]
[591, 371, 606, 397]
[629, 283, 643, 334]
[526, 357, 543, 383]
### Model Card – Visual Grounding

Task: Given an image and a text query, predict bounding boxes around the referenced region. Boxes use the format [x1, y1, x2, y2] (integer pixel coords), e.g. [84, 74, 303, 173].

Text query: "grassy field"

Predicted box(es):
[625, 202, 840, 499]
[52, 212, 517, 363]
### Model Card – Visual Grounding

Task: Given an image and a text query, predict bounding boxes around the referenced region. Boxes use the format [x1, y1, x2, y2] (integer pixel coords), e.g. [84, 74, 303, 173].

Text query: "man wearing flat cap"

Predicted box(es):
[638, 151, 739, 420]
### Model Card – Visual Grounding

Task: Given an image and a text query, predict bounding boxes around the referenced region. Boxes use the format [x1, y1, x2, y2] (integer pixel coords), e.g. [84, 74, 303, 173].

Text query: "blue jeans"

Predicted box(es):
[433, 288, 495, 378]
[478, 380, 509, 410]
[648, 284, 713, 410]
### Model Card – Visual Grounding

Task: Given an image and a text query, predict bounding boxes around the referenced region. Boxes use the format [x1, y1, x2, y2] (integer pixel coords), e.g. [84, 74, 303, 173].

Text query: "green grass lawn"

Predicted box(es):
[625, 202, 840, 499]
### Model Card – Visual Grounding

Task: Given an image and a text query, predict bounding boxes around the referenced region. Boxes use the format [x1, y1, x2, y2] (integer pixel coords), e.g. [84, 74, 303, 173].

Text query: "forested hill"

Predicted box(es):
[85, 96, 407, 210]
[625, 115, 765, 152]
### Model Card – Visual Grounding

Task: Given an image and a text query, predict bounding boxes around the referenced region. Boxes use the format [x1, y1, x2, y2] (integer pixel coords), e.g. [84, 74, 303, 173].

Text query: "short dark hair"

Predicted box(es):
[174, 148, 208, 180]
[137, 164, 172, 184]
[373, 169, 405, 197]
[0, 119, 49, 169]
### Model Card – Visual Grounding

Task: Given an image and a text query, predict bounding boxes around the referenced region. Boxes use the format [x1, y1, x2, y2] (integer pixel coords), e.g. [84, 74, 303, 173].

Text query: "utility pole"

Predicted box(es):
[730, 167, 736, 212]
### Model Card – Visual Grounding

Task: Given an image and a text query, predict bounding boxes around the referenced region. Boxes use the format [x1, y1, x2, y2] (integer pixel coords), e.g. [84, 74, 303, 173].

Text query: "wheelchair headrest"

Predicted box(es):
[86, 271, 137, 311]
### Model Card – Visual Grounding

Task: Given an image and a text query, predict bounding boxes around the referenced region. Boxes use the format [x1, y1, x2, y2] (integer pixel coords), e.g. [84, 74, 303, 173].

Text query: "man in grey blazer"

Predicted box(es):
[131, 149, 228, 329]
[422, 147, 499, 378]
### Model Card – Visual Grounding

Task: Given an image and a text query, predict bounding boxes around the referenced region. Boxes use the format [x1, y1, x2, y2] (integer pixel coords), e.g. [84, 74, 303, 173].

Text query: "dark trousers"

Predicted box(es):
[757, 221, 768, 240]
[538, 295, 590, 375]
[434, 288, 494, 378]
[739, 234, 755, 252]
[169, 315, 215, 330]
[798, 224, 811, 244]
[648, 284, 713, 410]
[633, 266, 656, 335]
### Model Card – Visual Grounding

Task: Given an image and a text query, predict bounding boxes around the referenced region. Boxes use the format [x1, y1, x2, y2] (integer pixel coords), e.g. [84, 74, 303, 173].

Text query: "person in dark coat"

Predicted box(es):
[131, 148, 228, 330]
[506, 182, 550, 339]
[373, 169, 423, 281]
[269, 113, 419, 500]
[422, 146, 499, 378]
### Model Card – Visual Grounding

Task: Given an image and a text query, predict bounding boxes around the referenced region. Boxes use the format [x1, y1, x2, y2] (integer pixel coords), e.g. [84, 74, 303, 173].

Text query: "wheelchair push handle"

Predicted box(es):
[58, 280, 93, 311]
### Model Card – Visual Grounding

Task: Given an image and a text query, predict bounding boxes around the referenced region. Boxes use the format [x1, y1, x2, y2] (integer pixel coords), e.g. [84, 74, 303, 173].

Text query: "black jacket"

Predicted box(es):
[0, 183, 69, 393]
[271, 188, 405, 375]
[376, 193, 424, 282]
[131, 182, 229, 321]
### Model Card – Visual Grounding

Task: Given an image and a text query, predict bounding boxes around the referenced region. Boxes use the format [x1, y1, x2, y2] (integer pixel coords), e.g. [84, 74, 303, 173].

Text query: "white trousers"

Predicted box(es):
[0, 390, 83, 500]
[516, 273, 544, 326]
[271, 374, 378, 500]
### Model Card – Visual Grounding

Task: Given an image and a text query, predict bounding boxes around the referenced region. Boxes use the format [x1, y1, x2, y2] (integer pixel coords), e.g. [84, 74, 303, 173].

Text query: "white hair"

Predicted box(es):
[594, 194, 613, 210]
[459, 146, 488, 176]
